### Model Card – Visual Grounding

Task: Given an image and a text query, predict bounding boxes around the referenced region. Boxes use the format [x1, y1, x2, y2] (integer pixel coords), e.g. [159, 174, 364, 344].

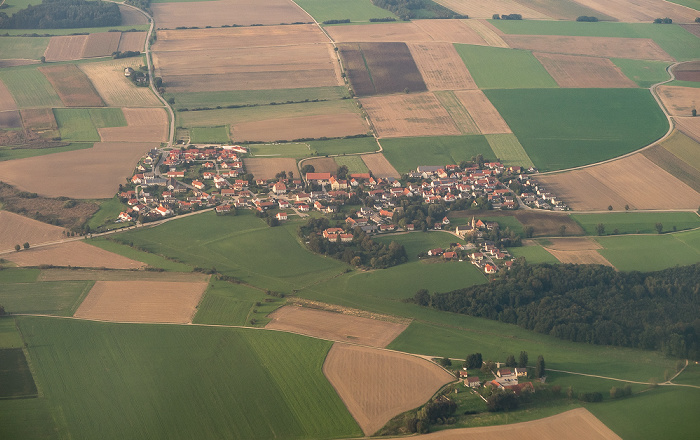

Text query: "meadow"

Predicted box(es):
[11, 316, 362, 439]
[595, 229, 700, 271]
[0, 279, 93, 316]
[309, 136, 378, 156]
[454, 44, 558, 89]
[292, 0, 398, 23]
[571, 211, 700, 235]
[485, 88, 669, 171]
[374, 231, 463, 262]
[1, 25, 149, 36]
[170, 87, 349, 110]
[53, 109, 101, 142]
[0, 36, 49, 60]
[87, 237, 194, 272]
[248, 142, 311, 159]
[86, 196, 130, 232]
[0, 67, 62, 108]
[610, 58, 671, 88]
[334, 155, 369, 173]
[0, 143, 92, 161]
[190, 126, 230, 143]
[507, 244, 560, 264]
[484, 133, 534, 168]
[380, 135, 495, 174]
[192, 278, 284, 327]
[0, 317, 24, 348]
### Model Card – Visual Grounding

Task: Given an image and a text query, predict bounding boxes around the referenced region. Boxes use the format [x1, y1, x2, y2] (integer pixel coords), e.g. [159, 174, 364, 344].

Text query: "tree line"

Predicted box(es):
[371, 0, 467, 20]
[0, 0, 121, 29]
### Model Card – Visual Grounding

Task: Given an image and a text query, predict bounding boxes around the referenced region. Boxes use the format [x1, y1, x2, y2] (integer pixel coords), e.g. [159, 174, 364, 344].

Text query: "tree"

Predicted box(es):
[535, 355, 545, 378]
[0, 304, 5, 316]
[505, 354, 516, 368]
[596, 223, 605, 235]
[608, 204, 613, 211]
[301, 164, 315, 175]
[625, 204, 630, 211]
[558, 225, 566, 236]
[439, 357, 452, 367]
[465, 353, 482, 370]
[22, 242, 29, 250]
[692, 108, 697, 117]
[14, 244, 20, 252]
[524, 225, 534, 238]
[567, 386, 574, 399]
[487, 389, 519, 411]
[337, 165, 349, 180]
[414, 289, 430, 306]
[518, 351, 528, 368]
[655, 222, 663, 234]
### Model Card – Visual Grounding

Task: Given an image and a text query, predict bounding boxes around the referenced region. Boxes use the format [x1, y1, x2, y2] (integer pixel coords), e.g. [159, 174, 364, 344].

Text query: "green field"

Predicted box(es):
[673, 362, 700, 386]
[0, 280, 93, 316]
[0, 24, 150, 36]
[666, 79, 700, 88]
[0, 317, 24, 348]
[596, 229, 700, 271]
[0, 347, 37, 399]
[0, 36, 50, 60]
[667, 0, 700, 10]
[0, 67, 62, 108]
[170, 87, 350, 110]
[374, 231, 463, 262]
[454, 44, 558, 89]
[0, 267, 39, 283]
[0, 0, 37, 16]
[484, 133, 535, 168]
[380, 135, 495, 174]
[248, 142, 311, 159]
[433, 91, 479, 134]
[53, 108, 101, 142]
[308, 136, 378, 155]
[572, 211, 700, 235]
[294, 0, 398, 22]
[86, 196, 130, 232]
[334, 155, 369, 173]
[507, 244, 559, 264]
[611, 58, 671, 88]
[193, 278, 284, 327]
[0, 143, 93, 161]
[484, 88, 669, 171]
[190, 125, 230, 143]
[88, 108, 127, 128]
[661, 130, 700, 171]
[87, 237, 194, 272]
[5, 317, 361, 439]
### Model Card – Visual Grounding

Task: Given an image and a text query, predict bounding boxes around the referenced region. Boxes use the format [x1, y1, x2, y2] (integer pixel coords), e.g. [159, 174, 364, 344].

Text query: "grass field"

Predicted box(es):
[454, 44, 558, 89]
[0, 25, 149, 36]
[484, 88, 669, 171]
[0, 280, 93, 316]
[53, 108, 101, 142]
[248, 142, 311, 159]
[0, 0, 35, 16]
[292, 0, 398, 23]
[484, 133, 534, 168]
[309, 137, 378, 156]
[673, 362, 700, 386]
[571, 212, 700, 235]
[666, 79, 700, 88]
[0, 37, 49, 60]
[0, 143, 93, 161]
[87, 237, 194, 271]
[380, 135, 495, 174]
[190, 126, 230, 143]
[0, 317, 23, 348]
[334, 155, 369, 173]
[668, 0, 700, 10]
[610, 58, 671, 88]
[89, 108, 127, 128]
[170, 87, 350, 110]
[375, 231, 464, 262]
[9, 316, 362, 439]
[0, 67, 62, 108]
[193, 278, 284, 327]
[596, 229, 700, 271]
[86, 196, 130, 231]
[507, 244, 559, 264]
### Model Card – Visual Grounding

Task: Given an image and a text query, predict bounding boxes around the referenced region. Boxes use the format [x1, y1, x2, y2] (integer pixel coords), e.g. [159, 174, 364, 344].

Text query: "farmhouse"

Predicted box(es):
[465, 376, 481, 389]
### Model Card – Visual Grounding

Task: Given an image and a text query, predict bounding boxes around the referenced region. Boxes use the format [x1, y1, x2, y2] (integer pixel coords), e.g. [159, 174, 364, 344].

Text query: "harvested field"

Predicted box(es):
[43, 35, 87, 62]
[118, 4, 148, 25]
[327, 22, 431, 43]
[534, 154, 700, 210]
[20, 108, 57, 130]
[99, 108, 168, 142]
[361, 153, 400, 179]
[546, 248, 613, 266]
[39, 269, 210, 282]
[434, 0, 551, 19]
[0, 79, 17, 112]
[361, 93, 460, 138]
[0, 141, 159, 198]
[243, 157, 298, 181]
[232, 113, 368, 143]
[304, 157, 338, 175]
[453, 90, 511, 134]
[38, 64, 104, 107]
[151, 0, 310, 28]
[658, 130, 700, 171]
[434, 91, 480, 134]
[412, 19, 487, 45]
[675, 116, 700, 143]
[656, 86, 700, 116]
[117, 31, 147, 53]
[5, 241, 144, 269]
[542, 237, 602, 251]
[680, 24, 700, 39]
[513, 211, 584, 237]
[323, 344, 454, 436]
[82, 32, 121, 58]
[0, 111, 21, 129]
[503, 35, 673, 61]
[534, 53, 637, 88]
[74, 280, 207, 324]
[408, 42, 477, 91]
[78, 58, 163, 107]
[266, 306, 407, 347]
[414, 408, 620, 439]
[515, 0, 615, 21]
[572, 0, 699, 23]
[464, 19, 509, 48]
[0, 211, 65, 253]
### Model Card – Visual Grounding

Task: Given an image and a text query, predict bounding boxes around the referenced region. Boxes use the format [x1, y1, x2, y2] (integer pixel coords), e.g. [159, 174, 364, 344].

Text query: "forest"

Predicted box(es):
[372, 0, 467, 20]
[413, 262, 700, 359]
[0, 0, 121, 29]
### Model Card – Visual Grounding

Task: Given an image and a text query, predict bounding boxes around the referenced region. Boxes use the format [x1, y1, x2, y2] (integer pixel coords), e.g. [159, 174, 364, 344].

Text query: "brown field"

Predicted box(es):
[515, 211, 584, 237]
[0, 210, 65, 252]
[680, 24, 700, 39]
[434, 91, 479, 134]
[573, 0, 699, 23]
[503, 35, 673, 61]
[453, 90, 511, 134]
[675, 116, 700, 143]
[327, 22, 432, 43]
[362, 153, 401, 179]
[304, 157, 338, 175]
[266, 306, 408, 347]
[0, 141, 159, 198]
[642, 143, 700, 192]
[74, 280, 208, 324]
[117, 31, 147, 53]
[43, 35, 87, 62]
[337, 44, 374, 96]
[20, 108, 57, 130]
[434, 0, 551, 19]
[656, 86, 700, 116]
[361, 93, 460, 138]
[465, 19, 509, 48]
[535, 154, 700, 210]
[0, 60, 39, 68]
[232, 113, 368, 143]
[515, 0, 616, 21]
[38, 64, 104, 107]
[534, 53, 637, 88]
[0, 79, 17, 111]
[673, 60, 700, 82]
[151, 0, 310, 28]
[243, 157, 298, 180]
[545, 248, 615, 266]
[78, 58, 163, 107]
[542, 237, 601, 251]
[118, 4, 148, 25]
[413, 19, 488, 45]
[0, 111, 21, 129]
[414, 408, 620, 440]
[323, 344, 454, 436]
[408, 42, 478, 90]
[82, 32, 121, 58]
[98, 107, 168, 143]
[5, 241, 145, 269]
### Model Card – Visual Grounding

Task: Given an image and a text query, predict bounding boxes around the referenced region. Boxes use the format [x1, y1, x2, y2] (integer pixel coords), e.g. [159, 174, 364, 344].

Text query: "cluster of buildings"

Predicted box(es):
[459, 366, 534, 395]
[508, 174, 569, 211]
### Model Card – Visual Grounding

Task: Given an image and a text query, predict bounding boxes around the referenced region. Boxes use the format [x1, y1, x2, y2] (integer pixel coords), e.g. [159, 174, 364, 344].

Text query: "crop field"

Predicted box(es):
[533, 53, 637, 88]
[514, 0, 614, 20]
[244, 157, 298, 180]
[170, 86, 348, 110]
[433, 0, 551, 19]
[408, 43, 478, 91]
[0, 36, 49, 60]
[485, 88, 668, 171]
[643, 144, 700, 192]
[309, 137, 379, 156]
[0, 210, 66, 252]
[82, 32, 121, 58]
[657, 85, 700, 116]
[0, 347, 37, 399]
[334, 155, 369, 173]
[464, 19, 509, 48]
[454, 44, 557, 89]
[37, 269, 210, 283]
[233, 113, 368, 143]
[327, 22, 434, 43]
[294, 0, 397, 22]
[39, 64, 105, 107]
[99, 108, 168, 142]
[79, 58, 163, 107]
[151, 0, 311, 28]
[54, 108, 101, 141]
[20, 107, 56, 130]
[453, 90, 511, 134]
[572, 0, 699, 23]
[5, 241, 145, 269]
[507, 243, 560, 264]
[118, 4, 149, 25]
[11, 317, 362, 439]
[361, 93, 460, 138]
[596, 230, 700, 271]
[412, 19, 488, 45]
[544, 248, 614, 267]
[433, 91, 480, 134]
[611, 58, 671, 88]
[0, 280, 93, 316]
[116, 31, 147, 52]
[43, 35, 88, 61]
[572, 212, 700, 235]
[0, 110, 20, 129]
[0, 141, 159, 198]
[0, 79, 16, 112]
[190, 126, 229, 143]
[193, 279, 281, 326]
[324, 344, 454, 436]
[380, 135, 494, 174]
[659, 130, 700, 171]
[675, 116, 700, 142]
[484, 133, 534, 167]
[0, 67, 62, 108]
[503, 35, 672, 61]
[87, 238, 194, 272]
[361, 152, 401, 178]
[266, 306, 408, 347]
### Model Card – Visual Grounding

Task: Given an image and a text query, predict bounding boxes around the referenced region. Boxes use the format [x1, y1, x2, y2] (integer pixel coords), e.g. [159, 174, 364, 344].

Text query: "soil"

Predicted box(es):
[82, 32, 121, 58]
[534, 52, 637, 88]
[544, 248, 615, 267]
[118, 5, 148, 26]
[573, 0, 698, 23]
[656, 86, 700, 116]
[503, 35, 673, 61]
[675, 116, 700, 143]
[0, 111, 21, 129]
[412, 19, 488, 45]
[38, 64, 105, 107]
[5, 241, 144, 269]
[0, 210, 66, 252]
[232, 113, 368, 143]
[408, 42, 478, 91]
[243, 157, 298, 181]
[117, 32, 147, 53]
[78, 58, 162, 107]
[362, 153, 401, 179]
[327, 22, 434, 43]
[20, 108, 57, 130]
[0, 79, 17, 112]
[304, 157, 338, 175]
[99, 108, 168, 142]
[434, 0, 551, 19]
[44, 35, 88, 62]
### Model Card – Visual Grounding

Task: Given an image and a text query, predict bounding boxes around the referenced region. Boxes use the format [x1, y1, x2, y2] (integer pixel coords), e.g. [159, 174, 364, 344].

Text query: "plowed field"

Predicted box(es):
[574, 0, 699, 23]
[43, 35, 87, 62]
[362, 153, 400, 179]
[98, 108, 168, 143]
[534, 53, 637, 88]
[304, 157, 337, 175]
[0, 79, 17, 112]
[20, 108, 57, 130]
[79, 58, 162, 107]
[117, 32, 147, 52]
[151, 0, 310, 28]
[118, 4, 148, 25]
[361, 93, 459, 138]
[408, 42, 477, 91]
[503, 35, 673, 61]
[82, 32, 121, 58]
[327, 22, 431, 43]
[657, 86, 700, 116]
[675, 117, 700, 142]
[434, 0, 551, 19]
[542, 237, 602, 251]
[465, 19, 508, 48]
[38, 64, 104, 107]
[5, 241, 144, 269]
[544, 248, 614, 267]
[412, 19, 487, 45]
[74, 280, 207, 323]
[233, 113, 367, 143]
[243, 157, 298, 180]
[0, 211, 65, 252]
[453, 90, 511, 134]
[0, 111, 20, 129]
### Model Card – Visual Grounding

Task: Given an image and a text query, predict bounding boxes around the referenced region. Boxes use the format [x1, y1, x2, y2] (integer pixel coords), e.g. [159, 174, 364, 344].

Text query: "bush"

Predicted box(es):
[578, 391, 603, 402]
[576, 16, 598, 22]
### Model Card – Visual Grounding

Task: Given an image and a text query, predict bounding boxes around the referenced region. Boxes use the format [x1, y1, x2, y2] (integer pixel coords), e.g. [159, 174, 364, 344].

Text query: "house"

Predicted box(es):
[278, 200, 290, 209]
[458, 370, 469, 378]
[154, 205, 170, 217]
[428, 248, 443, 256]
[306, 172, 331, 184]
[272, 181, 287, 194]
[192, 180, 205, 190]
[443, 251, 456, 260]
[297, 204, 310, 212]
[216, 204, 232, 213]
[275, 212, 288, 221]
[497, 368, 515, 379]
[465, 376, 481, 389]
[514, 367, 528, 377]
[442, 216, 450, 225]
[484, 264, 498, 274]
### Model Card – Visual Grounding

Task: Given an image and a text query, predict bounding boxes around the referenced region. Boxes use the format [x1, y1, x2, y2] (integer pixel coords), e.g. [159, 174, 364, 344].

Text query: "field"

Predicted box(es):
[117, 31, 147, 52]
[411, 19, 488, 45]
[82, 32, 122, 58]
[0, 141, 159, 198]
[43, 35, 88, 61]
[0, 110, 20, 128]
[510, 210, 584, 236]
[572, 0, 699, 23]
[243, 157, 299, 180]
[0, 210, 66, 252]
[464, 19, 509, 48]
[515, 0, 615, 20]
[0, 280, 93, 316]
[361, 153, 401, 178]
[453, 90, 511, 134]
[380, 135, 495, 174]
[39, 64, 105, 107]
[169, 86, 348, 110]
[541, 238, 614, 267]
[675, 116, 700, 142]
[54, 108, 101, 141]
[305, 157, 338, 175]
[20, 107, 56, 130]
[485, 88, 669, 171]
[571, 212, 700, 235]
[434, 0, 549, 18]
[334, 155, 369, 173]
[190, 126, 229, 143]
[0, 67, 63, 108]
[0, 80, 16, 112]
[309, 137, 379, 156]
[248, 142, 311, 159]
[611, 58, 671, 88]
[0, 36, 50, 60]
[233, 113, 368, 143]
[656, 85, 700, 116]
[533, 53, 637, 88]
[327, 22, 434, 43]
[323, 343, 455, 435]
[375, 231, 464, 262]
[484, 133, 534, 167]
[454, 44, 557, 89]
[503, 35, 673, 61]
[4, 241, 145, 269]
[193, 279, 282, 326]
[508, 243, 560, 264]
[0, 347, 37, 399]
[643, 143, 700, 192]
[118, 4, 149, 25]
[79, 58, 164, 107]
[360, 93, 460, 138]
[87, 238, 194, 271]
[151, 0, 311, 28]
[408, 42, 478, 91]
[266, 306, 408, 347]
[596, 230, 700, 271]
[659, 130, 700, 170]
[433, 91, 480, 134]
[293, 0, 397, 22]
[99, 108, 168, 142]
[74, 280, 208, 323]
[8, 317, 362, 439]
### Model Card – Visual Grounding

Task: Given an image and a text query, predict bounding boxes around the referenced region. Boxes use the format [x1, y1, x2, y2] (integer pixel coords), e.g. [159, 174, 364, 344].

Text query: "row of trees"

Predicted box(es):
[0, 0, 121, 29]
[13, 242, 30, 251]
